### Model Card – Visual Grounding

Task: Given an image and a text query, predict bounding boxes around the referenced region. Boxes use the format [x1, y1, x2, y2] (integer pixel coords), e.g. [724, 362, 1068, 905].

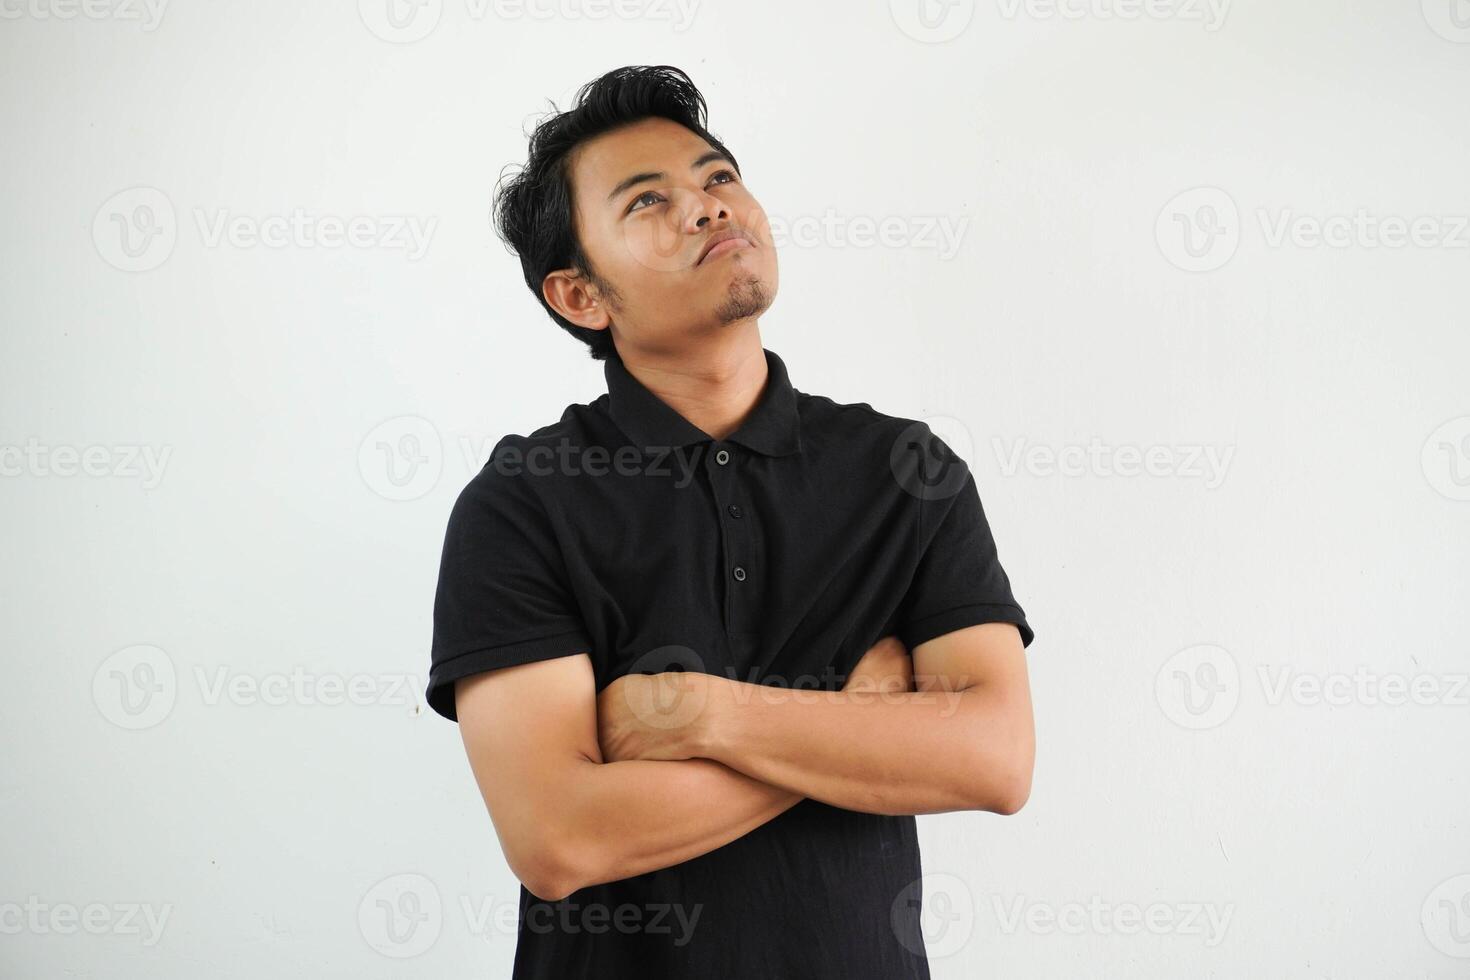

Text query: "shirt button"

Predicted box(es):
[715, 448, 730, 465]
[732, 565, 746, 581]
[727, 504, 743, 518]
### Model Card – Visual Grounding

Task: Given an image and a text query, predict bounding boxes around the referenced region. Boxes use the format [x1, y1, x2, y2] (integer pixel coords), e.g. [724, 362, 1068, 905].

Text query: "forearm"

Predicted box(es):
[531, 756, 800, 898]
[691, 679, 1031, 817]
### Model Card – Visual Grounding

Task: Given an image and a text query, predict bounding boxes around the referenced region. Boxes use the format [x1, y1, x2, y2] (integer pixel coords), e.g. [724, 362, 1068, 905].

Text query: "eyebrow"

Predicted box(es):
[605, 149, 735, 207]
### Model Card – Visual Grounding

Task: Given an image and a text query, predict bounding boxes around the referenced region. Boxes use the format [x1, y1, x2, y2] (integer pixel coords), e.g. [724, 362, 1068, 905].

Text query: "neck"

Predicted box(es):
[612, 331, 770, 442]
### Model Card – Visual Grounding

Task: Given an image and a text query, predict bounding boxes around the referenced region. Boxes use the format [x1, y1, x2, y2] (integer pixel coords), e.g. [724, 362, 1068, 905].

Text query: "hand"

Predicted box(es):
[842, 635, 914, 697]
[596, 670, 713, 763]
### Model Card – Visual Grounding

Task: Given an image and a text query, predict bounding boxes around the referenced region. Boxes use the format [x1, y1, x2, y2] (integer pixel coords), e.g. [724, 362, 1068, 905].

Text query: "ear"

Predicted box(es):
[542, 269, 611, 331]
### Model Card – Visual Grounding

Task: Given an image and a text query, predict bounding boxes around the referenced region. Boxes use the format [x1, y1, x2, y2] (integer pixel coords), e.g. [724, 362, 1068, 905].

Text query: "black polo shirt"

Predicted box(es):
[427, 346, 1033, 979]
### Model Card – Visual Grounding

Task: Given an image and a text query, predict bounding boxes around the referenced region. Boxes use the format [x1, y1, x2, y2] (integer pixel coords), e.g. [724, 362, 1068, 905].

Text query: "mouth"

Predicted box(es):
[697, 232, 754, 265]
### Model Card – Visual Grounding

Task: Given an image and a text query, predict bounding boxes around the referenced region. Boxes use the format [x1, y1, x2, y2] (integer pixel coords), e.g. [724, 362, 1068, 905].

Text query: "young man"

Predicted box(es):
[426, 65, 1036, 979]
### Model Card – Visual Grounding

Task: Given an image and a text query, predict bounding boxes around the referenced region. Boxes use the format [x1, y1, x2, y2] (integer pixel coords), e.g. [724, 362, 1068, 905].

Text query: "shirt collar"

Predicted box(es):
[603, 347, 802, 457]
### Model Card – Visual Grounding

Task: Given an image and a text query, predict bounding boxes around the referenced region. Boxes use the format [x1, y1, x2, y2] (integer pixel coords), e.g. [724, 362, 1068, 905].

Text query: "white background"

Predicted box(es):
[3, 1, 1469, 977]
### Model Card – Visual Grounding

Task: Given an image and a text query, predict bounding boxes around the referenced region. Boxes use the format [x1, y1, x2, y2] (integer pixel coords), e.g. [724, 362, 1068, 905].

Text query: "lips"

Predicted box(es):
[697, 231, 753, 265]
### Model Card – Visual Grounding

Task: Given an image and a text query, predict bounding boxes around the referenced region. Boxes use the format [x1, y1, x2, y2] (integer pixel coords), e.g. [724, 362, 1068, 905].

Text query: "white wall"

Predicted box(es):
[3, 1, 1468, 976]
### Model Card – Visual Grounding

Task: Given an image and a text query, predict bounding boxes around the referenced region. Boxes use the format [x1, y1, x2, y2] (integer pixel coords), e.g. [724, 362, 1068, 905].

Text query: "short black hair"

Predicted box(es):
[491, 65, 740, 361]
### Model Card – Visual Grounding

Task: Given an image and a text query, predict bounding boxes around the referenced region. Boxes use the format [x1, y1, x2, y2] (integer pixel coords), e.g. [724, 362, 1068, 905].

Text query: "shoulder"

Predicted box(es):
[795, 390, 965, 465]
[450, 400, 601, 521]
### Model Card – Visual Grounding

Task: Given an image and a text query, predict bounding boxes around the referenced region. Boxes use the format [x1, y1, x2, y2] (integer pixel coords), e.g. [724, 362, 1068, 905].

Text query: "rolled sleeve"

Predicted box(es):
[425, 452, 592, 722]
[894, 436, 1034, 652]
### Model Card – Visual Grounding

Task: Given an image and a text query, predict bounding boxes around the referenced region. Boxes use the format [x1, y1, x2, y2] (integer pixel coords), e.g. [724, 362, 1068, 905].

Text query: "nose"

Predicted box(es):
[673, 186, 730, 235]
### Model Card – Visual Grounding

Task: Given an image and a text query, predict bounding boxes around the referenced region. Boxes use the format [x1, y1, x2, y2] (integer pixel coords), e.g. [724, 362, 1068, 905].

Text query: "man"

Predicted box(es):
[426, 65, 1036, 979]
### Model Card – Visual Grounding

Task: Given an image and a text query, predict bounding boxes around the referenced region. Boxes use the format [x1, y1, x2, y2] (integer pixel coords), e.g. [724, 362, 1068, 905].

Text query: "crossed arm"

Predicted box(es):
[455, 622, 1033, 901]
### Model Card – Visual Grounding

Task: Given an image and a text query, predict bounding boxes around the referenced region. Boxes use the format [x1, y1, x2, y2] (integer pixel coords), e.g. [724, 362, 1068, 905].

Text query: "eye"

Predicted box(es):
[627, 190, 664, 214]
[625, 170, 739, 215]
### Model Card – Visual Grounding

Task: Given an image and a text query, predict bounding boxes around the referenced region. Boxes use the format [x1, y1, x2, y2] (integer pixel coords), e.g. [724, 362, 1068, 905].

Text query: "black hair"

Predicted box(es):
[490, 65, 740, 360]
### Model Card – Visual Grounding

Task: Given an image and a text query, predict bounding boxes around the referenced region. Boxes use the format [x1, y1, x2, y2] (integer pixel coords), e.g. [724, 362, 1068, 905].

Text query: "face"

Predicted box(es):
[544, 116, 778, 354]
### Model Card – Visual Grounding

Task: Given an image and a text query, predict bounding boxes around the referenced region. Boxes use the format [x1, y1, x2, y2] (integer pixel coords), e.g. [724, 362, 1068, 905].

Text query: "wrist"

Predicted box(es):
[689, 672, 735, 760]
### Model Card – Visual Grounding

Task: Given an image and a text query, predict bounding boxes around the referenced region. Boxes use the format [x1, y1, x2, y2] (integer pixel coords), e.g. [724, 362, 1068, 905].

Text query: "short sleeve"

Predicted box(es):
[894, 437, 1034, 652]
[425, 455, 593, 722]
